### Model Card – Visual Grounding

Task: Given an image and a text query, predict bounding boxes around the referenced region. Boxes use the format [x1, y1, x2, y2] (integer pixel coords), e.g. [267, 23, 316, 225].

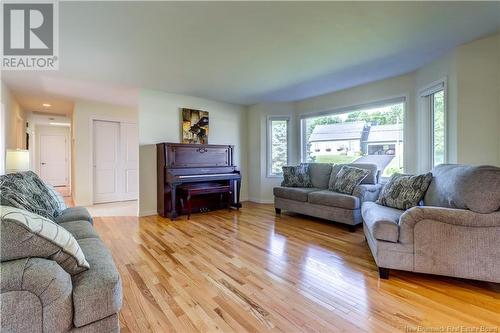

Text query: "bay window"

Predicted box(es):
[300, 98, 405, 177]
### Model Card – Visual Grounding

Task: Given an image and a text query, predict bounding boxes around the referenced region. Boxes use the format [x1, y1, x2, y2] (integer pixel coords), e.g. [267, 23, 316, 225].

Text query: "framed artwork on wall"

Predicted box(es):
[181, 108, 209, 144]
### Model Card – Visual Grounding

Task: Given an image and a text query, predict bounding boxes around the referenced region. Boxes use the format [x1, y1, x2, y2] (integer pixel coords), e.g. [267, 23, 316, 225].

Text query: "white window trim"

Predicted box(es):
[299, 96, 407, 166]
[419, 78, 447, 167]
[267, 115, 290, 178]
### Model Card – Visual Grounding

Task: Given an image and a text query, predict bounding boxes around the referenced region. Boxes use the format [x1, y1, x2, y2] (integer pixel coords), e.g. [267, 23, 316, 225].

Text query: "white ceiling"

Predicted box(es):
[3, 1, 500, 108]
[13, 92, 73, 116]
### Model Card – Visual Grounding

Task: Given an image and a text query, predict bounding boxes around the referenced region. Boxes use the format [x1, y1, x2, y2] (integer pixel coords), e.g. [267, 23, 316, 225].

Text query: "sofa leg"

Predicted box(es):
[378, 267, 390, 279]
[348, 225, 356, 232]
[275, 208, 281, 214]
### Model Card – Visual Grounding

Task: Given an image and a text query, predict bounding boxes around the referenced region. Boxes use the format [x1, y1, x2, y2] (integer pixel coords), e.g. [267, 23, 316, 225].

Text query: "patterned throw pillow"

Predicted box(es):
[329, 166, 370, 195]
[377, 173, 433, 210]
[281, 164, 313, 187]
[45, 184, 67, 212]
[0, 206, 89, 275]
[0, 171, 61, 220]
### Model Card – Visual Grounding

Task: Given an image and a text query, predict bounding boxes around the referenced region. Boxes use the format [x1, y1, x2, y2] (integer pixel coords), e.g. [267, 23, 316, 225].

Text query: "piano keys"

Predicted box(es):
[156, 143, 242, 219]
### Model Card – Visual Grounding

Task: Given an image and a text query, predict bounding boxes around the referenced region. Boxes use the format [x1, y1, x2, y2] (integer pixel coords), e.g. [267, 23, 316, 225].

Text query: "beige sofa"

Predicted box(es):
[1, 172, 122, 333]
[274, 163, 381, 231]
[362, 164, 500, 282]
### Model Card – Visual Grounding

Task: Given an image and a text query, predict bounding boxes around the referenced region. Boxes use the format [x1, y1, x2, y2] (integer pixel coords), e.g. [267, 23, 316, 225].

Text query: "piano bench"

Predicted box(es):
[179, 183, 233, 219]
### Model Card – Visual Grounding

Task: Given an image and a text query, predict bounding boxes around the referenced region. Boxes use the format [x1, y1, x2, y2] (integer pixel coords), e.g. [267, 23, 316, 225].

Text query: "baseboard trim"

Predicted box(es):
[247, 197, 274, 204]
[138, 210, 158, 217]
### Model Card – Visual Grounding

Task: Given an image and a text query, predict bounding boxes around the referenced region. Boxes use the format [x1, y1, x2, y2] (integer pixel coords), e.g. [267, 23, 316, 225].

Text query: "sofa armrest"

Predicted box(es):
[1, 258, 73, 333]
[352, 184, 382, 203]
[399, 206, 500, 244]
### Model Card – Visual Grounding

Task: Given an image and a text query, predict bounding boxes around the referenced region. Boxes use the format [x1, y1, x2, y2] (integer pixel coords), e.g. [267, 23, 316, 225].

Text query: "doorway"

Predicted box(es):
[36, 125, 70, 186]
[92, 120, 138, 204]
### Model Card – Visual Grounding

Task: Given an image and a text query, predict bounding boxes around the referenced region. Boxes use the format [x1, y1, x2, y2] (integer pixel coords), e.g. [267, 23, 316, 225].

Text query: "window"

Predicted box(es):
[420, 80, 446, 167]
[267, 116, 289, 177]
[301, 99, 405, 177]
[431, 90, 445, 166]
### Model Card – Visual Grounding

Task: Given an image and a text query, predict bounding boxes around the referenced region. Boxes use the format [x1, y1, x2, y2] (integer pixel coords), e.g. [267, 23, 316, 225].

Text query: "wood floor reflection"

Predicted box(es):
[93, 202, 500, 333]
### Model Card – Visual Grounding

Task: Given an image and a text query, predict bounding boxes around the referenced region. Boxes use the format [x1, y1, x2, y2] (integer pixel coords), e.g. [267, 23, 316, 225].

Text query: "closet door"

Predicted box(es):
[93, 120, 121, 203]
[121, 122, 138, 201]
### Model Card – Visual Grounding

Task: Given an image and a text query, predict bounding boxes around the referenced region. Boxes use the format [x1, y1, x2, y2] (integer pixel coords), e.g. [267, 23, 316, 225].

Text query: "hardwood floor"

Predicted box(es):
[93, 202, 500, 333]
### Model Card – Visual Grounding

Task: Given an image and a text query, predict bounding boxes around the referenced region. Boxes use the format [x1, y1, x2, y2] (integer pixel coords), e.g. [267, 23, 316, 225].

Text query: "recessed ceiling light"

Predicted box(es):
[42, 103, 51, 107]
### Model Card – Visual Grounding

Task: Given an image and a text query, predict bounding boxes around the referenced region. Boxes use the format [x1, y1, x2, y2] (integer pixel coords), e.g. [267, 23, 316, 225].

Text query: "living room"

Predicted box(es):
[1, 2, 499, 333]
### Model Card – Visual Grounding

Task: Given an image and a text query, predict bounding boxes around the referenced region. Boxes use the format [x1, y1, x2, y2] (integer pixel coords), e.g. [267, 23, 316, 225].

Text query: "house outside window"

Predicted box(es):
[301, 99, 405, 177]
[267, 116, 290, 177]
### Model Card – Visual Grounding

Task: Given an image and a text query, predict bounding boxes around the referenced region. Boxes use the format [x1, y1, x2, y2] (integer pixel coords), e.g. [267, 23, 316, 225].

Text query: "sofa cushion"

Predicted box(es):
[281, 164, 313, 187]
[329, 166, 370, 195]
[1, 206, 90, 275]
[273, 187, 319, 202]
[424, 164, 500, 214]
[362, 202, 403, 243]
[55, 207, 93, 225]
[308, 190, 360, 210]
[59, 221, 100, 240]
[377, 173, 433, 210]
[0, 171, 61, 220]
[72, 238, 122, 327]
[329, 163, 378, 186]
[308, 163, 333, 189]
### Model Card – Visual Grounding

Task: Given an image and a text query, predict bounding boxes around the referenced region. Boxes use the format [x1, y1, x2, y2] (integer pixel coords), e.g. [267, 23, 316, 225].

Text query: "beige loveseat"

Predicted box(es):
[274, 163, 381, 231]
[362, 164, 500, 282]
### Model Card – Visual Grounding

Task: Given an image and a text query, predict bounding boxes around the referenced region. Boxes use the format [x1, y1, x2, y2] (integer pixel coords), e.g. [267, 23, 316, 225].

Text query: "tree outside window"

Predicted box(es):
[432, 90, 445, 166]
[269, 118, 288, 176]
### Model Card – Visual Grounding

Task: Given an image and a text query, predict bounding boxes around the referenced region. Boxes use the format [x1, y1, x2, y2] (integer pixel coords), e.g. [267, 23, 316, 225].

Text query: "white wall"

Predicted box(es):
[138, 89, 248, 216]
[247, 102, 296, 203]
[455, 34, 500, 166]
[72, 100, 137, 205]
[414, 33, 500, 167]
[1, 82, 26, 150]
[415, 51, 458, 171]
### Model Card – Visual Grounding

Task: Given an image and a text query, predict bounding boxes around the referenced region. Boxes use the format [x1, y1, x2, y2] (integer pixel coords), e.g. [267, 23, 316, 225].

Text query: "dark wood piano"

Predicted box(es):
[157, 143, 242, 220]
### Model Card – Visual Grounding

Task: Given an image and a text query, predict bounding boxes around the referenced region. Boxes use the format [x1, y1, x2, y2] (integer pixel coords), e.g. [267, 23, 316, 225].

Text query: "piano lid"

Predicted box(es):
[163, 143, 235, 168]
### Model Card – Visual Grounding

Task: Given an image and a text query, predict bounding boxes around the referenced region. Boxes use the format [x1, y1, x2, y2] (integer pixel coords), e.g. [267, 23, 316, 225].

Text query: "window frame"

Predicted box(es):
[298, 97, 407, 175]
[266, 115, 290, 178]
[419, 78, 447, 168]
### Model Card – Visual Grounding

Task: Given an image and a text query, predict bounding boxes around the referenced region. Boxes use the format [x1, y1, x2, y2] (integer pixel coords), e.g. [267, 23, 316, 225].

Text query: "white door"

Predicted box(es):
[40, 134, 68, 186]
[93, 120, 121, 203]
[121, 123, 138, 200]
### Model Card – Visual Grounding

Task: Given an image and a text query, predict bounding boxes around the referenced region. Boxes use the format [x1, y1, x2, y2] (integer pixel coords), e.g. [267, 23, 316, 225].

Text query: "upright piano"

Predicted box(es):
[156, 143, 242, 219]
